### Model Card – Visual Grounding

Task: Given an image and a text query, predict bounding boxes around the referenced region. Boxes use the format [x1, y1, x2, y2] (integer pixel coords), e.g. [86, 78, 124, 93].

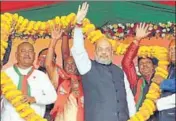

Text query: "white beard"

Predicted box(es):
[95, 54, 112, 65]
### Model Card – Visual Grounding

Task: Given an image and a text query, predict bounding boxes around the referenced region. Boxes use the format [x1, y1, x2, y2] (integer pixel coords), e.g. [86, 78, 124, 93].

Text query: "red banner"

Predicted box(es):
[1, 1, 175, 13]
[1, 1, 62, 13]
[153, 1, 176, 6]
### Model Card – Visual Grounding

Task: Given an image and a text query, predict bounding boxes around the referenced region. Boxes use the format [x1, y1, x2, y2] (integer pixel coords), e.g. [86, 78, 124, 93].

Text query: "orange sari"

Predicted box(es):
[50, 68, 84, 121]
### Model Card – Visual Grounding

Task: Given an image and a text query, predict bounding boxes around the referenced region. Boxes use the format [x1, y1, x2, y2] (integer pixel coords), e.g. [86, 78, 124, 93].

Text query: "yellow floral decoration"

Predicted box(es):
[1, 72, 47, 121]
[127, 47, 169, 121]
[1, 13, 11, 61]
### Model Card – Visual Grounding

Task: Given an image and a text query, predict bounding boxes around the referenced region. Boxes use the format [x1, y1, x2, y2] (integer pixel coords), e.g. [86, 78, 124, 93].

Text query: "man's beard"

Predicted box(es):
[95, 54, 112, 65]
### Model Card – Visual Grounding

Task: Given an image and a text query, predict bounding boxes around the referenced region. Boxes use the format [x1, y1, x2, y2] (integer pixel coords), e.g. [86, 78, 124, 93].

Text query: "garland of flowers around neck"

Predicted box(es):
[1, 72, 47, 121]
[127, 47, 169, 121]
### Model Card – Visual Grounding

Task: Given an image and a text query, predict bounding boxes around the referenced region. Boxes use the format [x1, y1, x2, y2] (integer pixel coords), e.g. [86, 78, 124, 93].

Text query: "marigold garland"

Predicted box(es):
[113, 42, 168, 58]
[1, 72, 47, 121]
[127, 49, 169, 121]
[0, 13, 172, 60]
[1, 21, 10, 62]
[0, 12, 97, 61]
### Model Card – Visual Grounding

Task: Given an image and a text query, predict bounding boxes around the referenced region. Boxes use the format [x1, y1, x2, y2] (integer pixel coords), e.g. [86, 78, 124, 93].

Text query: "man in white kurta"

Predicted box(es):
[1, 42, 57, 121]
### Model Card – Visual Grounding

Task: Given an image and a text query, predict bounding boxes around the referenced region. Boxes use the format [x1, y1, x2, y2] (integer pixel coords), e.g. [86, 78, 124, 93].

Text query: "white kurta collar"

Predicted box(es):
[17, 66, 33, 75]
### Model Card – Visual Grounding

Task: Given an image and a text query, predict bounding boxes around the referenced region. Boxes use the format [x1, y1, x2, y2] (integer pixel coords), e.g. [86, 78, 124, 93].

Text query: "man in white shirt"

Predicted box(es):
[123, 72, 136, 117]
[1, 42, 57, 121]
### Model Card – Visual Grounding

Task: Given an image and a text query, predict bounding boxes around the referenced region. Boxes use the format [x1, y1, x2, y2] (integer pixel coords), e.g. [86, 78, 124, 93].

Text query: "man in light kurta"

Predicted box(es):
[1, 42, 57, 121]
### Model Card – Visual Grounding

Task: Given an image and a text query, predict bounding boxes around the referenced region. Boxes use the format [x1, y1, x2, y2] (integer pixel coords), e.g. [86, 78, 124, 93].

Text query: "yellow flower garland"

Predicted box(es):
[1, 16, 10, 61]
[1, 72, 47, 121]
[1, 13, 170, 58]
[127, 50, 169, 121]
[0, 12, 100, 61]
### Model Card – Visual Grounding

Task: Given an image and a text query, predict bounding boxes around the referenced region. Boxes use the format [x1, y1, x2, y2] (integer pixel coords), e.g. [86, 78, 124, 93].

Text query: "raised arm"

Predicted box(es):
[61, 32, 70, 67]
[45, 27, 63, 88]
[122, 23, 150, 89]
[71, 2, 91, 75]
[122, 41, 140, 89]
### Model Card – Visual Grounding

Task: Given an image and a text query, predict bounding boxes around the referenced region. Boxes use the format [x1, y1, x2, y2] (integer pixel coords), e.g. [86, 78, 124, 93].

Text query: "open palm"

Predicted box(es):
[135, 23, 150, 40]
[51, 27, 63, 40]
[76, 2, 89, 24]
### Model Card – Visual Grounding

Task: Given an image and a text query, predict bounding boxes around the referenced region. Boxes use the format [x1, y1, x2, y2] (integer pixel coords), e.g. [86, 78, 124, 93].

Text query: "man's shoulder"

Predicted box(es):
[4, 66, 14, 74]
[111, 64, 123, 72]
[111, 64, 124, 78]
[33, 69, 47, 76]
[29, 69, 49, 82]
[3, 66, 18, 81]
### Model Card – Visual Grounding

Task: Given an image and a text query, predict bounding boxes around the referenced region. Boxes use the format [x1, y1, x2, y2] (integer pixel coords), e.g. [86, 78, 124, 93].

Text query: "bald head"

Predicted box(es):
[95, 38, 112, 50]
[16, 42, 35, 68]
[17, 42, 34, 52]
[95, 38, 113, 65]
[64, 56, 78, 75]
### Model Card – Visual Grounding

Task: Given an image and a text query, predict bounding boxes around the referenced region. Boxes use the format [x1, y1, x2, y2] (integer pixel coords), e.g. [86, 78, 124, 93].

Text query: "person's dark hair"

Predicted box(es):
[2, 37, 12, 66]
[138, 57, 158, 66]
[37, 48, 57, 73]
[38, 48, 57, 60]
[38, 66, 47, 73]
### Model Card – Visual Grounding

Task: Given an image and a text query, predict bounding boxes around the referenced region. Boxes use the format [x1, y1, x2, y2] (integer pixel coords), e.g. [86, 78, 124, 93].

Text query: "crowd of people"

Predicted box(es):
[1, 2, 175, 121]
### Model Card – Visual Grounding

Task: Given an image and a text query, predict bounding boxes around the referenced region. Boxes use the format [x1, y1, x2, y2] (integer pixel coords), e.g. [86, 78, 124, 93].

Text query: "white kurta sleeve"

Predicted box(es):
[1, 95, 4, 112]
[123, 72, 136, 117]
[156, 94, 176, 111]
[71, 27, 91, 75]
[34, 73, 57, 105]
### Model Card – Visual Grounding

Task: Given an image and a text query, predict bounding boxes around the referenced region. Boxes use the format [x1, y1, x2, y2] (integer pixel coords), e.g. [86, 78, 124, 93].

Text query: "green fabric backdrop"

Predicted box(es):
[11, 1, 175, 27]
